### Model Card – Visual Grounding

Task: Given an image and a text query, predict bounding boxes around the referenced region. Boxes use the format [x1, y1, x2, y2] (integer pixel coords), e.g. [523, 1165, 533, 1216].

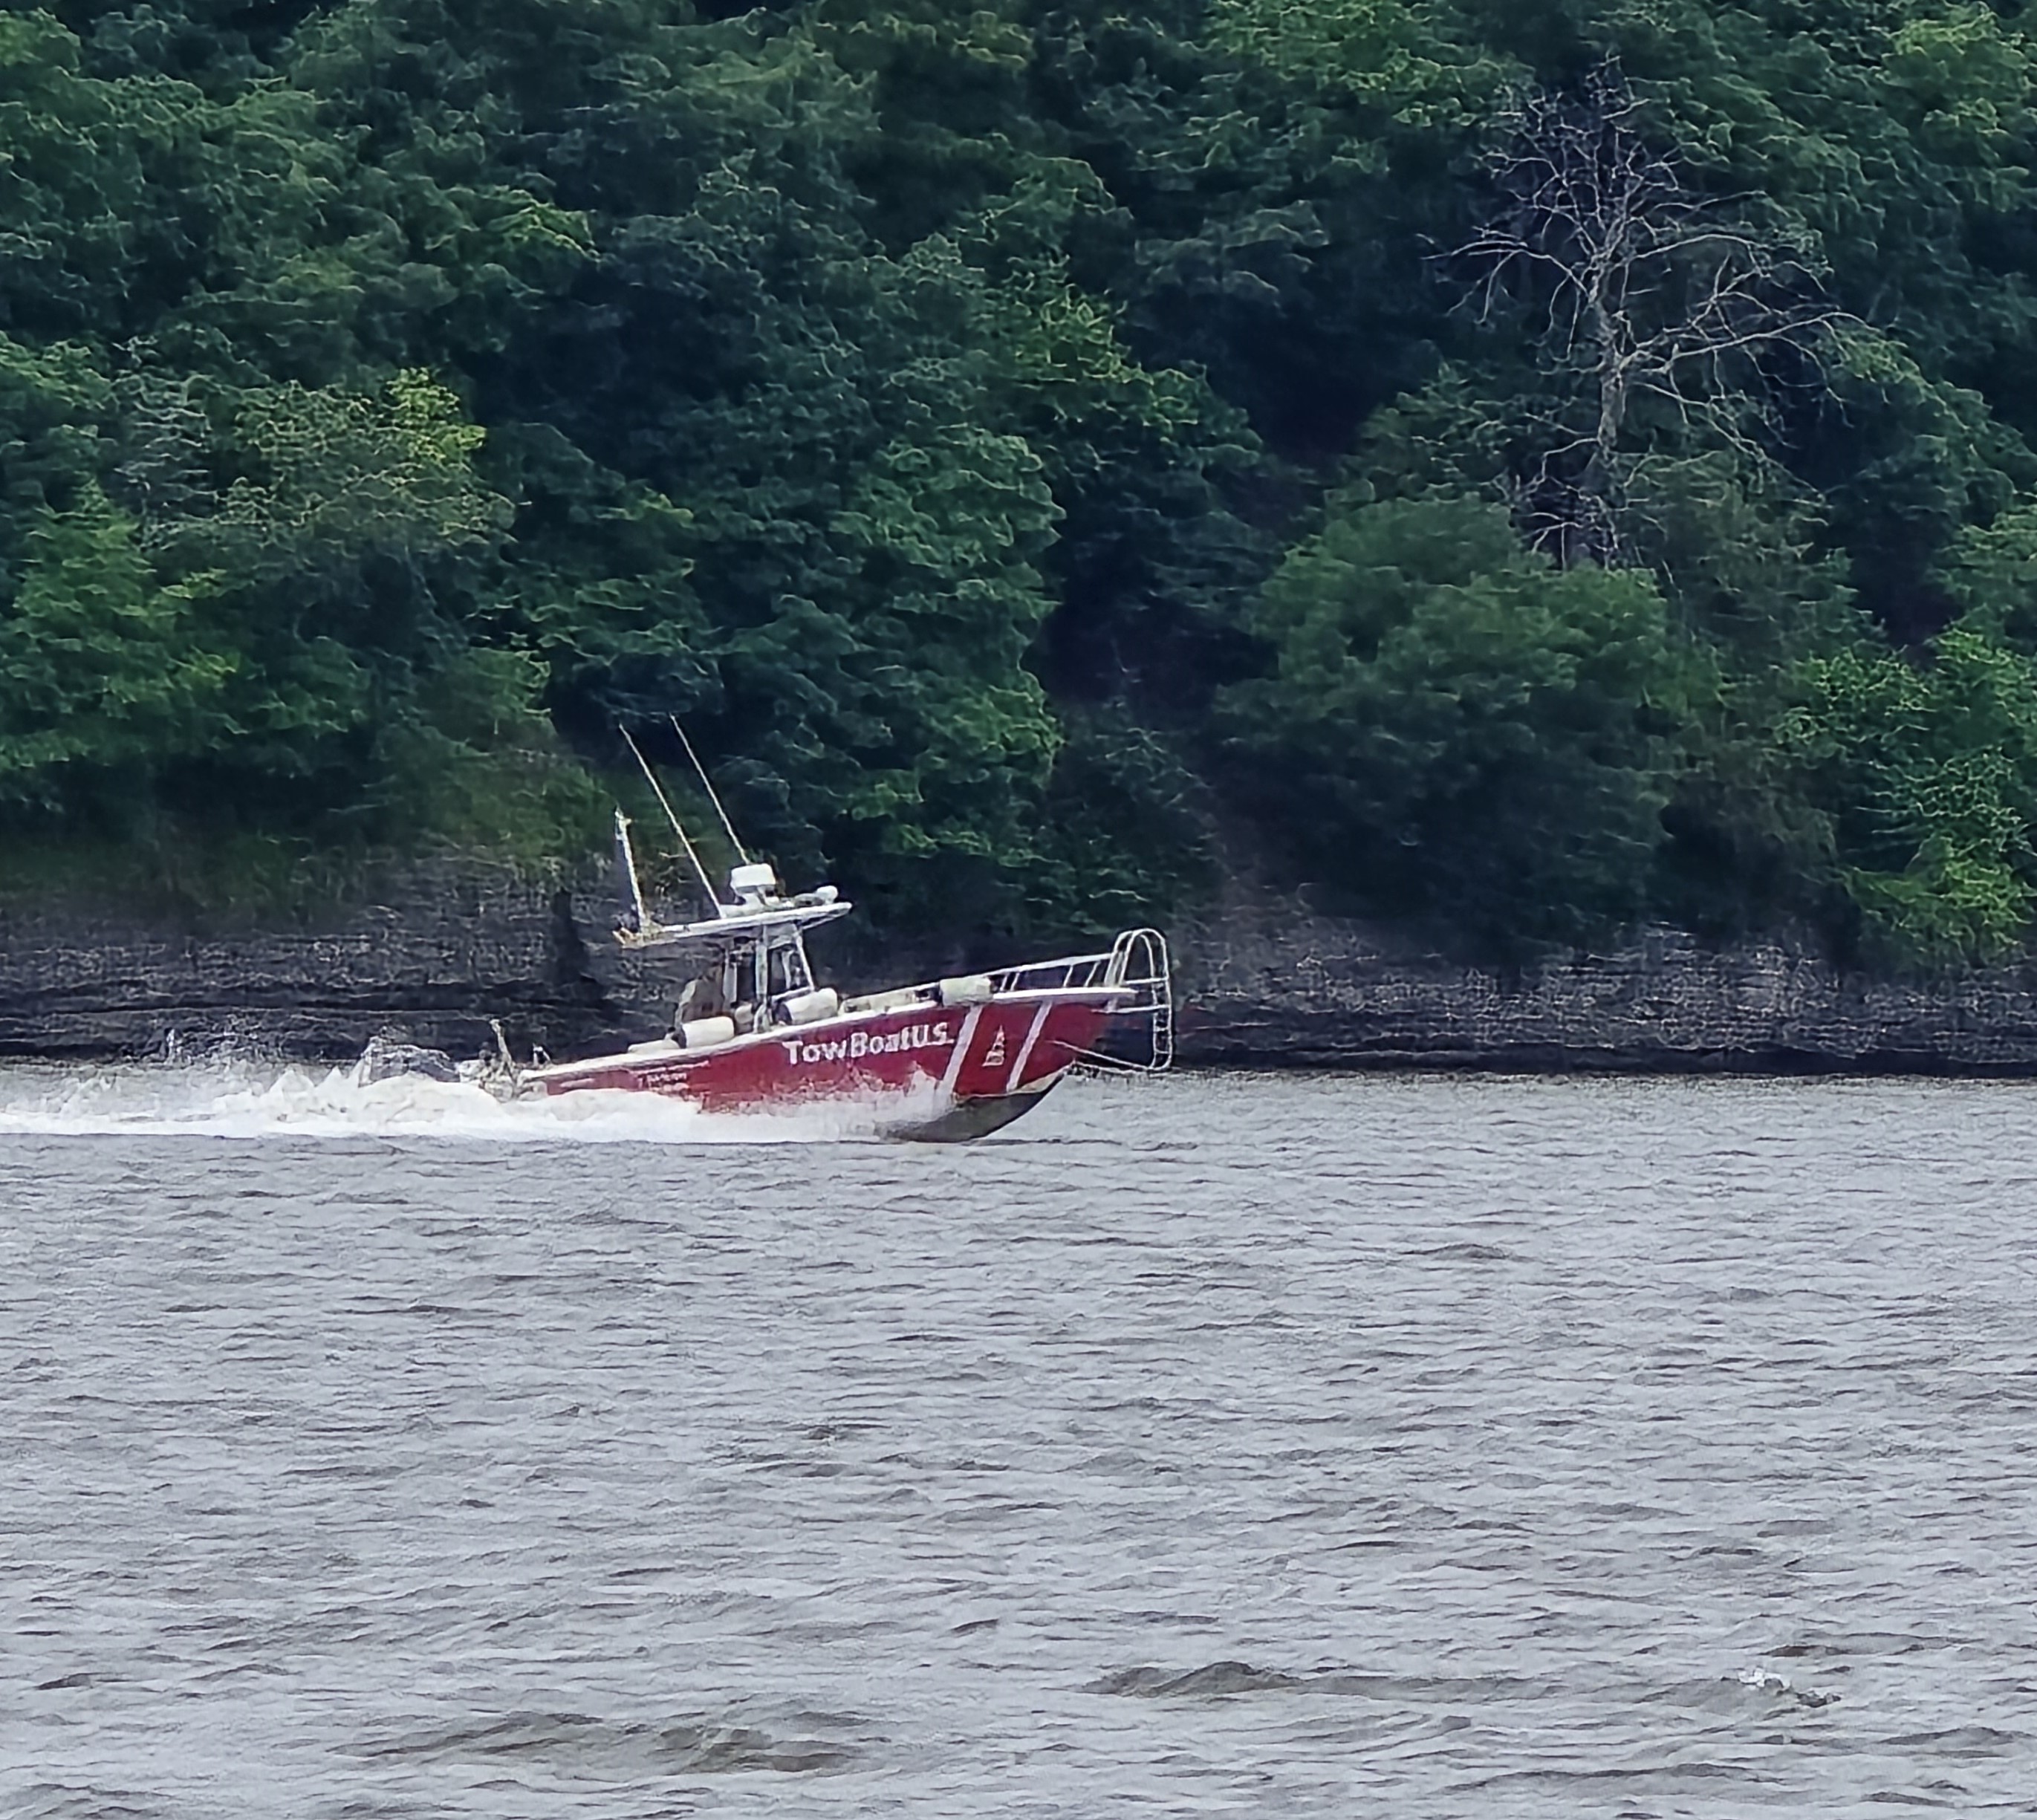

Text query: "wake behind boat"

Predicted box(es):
[510, 730, 1172, 1140]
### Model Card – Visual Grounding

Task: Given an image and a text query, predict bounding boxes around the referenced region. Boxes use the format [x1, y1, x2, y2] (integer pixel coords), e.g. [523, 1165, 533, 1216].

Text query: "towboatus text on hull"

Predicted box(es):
[519, 734, 1172, 1140]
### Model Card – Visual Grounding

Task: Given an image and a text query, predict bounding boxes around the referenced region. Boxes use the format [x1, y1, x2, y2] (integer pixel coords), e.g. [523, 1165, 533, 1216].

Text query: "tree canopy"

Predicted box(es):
[7, 0, 2037, 962]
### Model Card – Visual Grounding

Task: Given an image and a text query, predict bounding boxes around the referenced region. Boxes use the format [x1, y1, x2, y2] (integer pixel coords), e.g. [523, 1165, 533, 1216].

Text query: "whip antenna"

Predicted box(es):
[670, 715, 750, 864]
[612, 807, 649, 932]
[620, 726, 719, 906]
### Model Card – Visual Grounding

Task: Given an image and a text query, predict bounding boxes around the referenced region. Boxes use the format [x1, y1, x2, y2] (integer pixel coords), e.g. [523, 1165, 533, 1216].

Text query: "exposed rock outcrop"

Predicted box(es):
[0, 864, 635, 1063]
[5, 862, 2037, 1073]
[1175, 892, 2037, 1073]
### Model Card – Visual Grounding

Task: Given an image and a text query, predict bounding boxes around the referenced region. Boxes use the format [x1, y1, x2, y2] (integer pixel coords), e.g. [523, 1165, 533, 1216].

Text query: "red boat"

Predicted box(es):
[521, 788, 1172, 1140]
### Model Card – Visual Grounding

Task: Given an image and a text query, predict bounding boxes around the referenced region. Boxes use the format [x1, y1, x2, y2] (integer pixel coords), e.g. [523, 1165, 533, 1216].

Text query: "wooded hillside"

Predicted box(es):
[7, 0, 2037, 962]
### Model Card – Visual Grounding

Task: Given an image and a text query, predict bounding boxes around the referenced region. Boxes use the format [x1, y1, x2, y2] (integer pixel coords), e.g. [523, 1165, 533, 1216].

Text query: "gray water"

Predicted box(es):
[4, 1067, 2037, 1817]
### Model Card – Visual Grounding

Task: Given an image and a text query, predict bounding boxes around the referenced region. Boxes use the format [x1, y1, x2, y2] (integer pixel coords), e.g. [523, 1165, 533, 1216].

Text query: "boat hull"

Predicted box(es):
[883, 1082, 1057, 1143]
[527, 992, 1111, 1131]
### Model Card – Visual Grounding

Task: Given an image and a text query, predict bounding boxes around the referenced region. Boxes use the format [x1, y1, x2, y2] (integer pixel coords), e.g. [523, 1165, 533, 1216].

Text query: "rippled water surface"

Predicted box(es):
[4, 1065, 2037, 1816]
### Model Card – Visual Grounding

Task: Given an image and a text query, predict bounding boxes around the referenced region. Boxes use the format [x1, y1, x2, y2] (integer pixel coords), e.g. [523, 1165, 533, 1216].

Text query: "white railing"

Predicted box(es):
[1108, 929, 1173, 1072]
[834, 929, 1173, 1074]
[987, 928, 1172, 1073]
[987, 949, 1115, 995]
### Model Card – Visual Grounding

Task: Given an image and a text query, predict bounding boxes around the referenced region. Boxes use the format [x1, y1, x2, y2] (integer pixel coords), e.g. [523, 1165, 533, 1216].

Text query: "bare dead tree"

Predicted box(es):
[1456, 62, 1841, 566]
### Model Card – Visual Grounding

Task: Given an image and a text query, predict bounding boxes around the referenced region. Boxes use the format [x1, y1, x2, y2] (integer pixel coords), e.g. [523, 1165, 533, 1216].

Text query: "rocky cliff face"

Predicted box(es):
[0, 865, 631, 1063]
[5, 864, 2037, 1073]
[1175, 891, 2037, 1073]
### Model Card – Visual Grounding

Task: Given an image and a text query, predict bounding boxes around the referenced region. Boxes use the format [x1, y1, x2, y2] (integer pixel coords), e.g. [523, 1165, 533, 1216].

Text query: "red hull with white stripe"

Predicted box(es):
[526, 985, 1121, 1139]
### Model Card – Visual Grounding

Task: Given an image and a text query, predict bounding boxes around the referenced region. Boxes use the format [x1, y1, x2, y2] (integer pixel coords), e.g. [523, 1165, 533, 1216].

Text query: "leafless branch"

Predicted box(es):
[1451, 60, 1845, 565]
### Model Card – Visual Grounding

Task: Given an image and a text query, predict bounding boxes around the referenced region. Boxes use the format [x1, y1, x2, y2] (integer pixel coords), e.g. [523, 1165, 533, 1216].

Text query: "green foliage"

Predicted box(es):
[1209, 0, 1507, 130]
[191, 371, 509, 599]
[7, 0, 2037, 963]
[1020, 707, 1217, 939]
[370, 646, 613, 872]
[1787, 631, 2037, 964]
[0, 485, 232, 799]
[1225, 495, 1695, 946]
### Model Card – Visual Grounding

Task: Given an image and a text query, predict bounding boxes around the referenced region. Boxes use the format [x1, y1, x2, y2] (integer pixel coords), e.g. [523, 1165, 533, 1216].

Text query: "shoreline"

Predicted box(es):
[7, 862, 2037, 1078]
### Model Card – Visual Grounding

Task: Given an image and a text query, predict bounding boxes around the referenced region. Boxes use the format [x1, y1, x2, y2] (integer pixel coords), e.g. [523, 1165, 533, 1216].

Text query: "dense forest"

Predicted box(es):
[8, 0, 2037, 963]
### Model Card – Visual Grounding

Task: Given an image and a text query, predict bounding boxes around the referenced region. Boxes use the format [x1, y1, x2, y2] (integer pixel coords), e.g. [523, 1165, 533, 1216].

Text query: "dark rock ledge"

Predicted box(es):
[6, 861, 2037, 1074]
[1175, 892, 2037, 1075]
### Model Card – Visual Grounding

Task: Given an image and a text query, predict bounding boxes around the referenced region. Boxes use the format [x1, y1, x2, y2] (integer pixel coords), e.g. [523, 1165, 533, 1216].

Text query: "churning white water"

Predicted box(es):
[0, 1055, 878, 1144]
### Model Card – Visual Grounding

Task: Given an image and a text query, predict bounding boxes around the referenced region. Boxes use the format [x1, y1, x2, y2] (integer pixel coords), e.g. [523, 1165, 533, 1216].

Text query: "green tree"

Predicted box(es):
[1788, 629, 2037, 963]
[8, 0, 2037, 962]
[0, 485, 233, 803]
[1224, 494, 1697, 946]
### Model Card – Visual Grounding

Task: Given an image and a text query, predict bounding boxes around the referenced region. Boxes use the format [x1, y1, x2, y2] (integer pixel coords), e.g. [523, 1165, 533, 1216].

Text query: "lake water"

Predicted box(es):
[2, 1064, 2036, 1816]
